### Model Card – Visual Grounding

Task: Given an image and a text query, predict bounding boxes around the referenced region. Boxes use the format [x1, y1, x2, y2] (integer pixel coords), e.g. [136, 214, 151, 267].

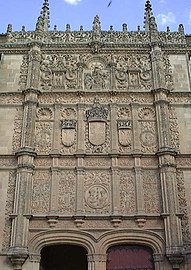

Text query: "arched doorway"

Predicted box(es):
[40, 244, 88, 270]
[106, 244, 155, 270]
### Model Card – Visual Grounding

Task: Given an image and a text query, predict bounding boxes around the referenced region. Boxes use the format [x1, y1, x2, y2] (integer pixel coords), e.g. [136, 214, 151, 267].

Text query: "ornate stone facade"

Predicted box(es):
[0, 0, 191, 270]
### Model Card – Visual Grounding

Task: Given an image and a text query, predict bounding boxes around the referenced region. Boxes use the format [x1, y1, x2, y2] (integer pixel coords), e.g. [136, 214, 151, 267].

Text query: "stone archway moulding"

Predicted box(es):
[98, 229, 165, 254]
[28, 228, 164, 255]
[28, 229, 97, 255]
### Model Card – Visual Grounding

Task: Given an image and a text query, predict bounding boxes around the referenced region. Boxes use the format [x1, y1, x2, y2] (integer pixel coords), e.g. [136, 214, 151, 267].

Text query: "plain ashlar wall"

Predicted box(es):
[0, 54, 23, 92]
[169, 54, 191, 92]
[0, 107, 17, 155]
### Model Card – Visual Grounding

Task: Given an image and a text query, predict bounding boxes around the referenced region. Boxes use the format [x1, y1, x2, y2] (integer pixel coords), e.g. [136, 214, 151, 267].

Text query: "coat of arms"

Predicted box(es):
[61, 119, 76, 147]
[86, 99, 108, 147]
[118, 120, 132, 147]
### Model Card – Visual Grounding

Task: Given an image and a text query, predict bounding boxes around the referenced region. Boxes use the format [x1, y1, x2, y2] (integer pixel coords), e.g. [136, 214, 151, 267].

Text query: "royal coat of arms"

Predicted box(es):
[61, 119, 76, 147]
[118, 120, 132, 147]
[86, 100, 108, 147]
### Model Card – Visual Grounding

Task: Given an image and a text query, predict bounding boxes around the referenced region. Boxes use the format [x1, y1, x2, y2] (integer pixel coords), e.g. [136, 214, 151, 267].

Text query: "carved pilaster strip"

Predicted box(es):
[52, 104, 61, 153]
[131, 103, 141, 152]
[110, 104, 117, 153]
[75, 167, 84, 216]
[77, 104, 85, 153]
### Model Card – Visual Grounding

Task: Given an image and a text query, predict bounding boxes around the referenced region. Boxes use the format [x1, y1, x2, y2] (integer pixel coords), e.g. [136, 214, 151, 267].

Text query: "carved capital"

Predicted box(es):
[8, 247, 29, 270]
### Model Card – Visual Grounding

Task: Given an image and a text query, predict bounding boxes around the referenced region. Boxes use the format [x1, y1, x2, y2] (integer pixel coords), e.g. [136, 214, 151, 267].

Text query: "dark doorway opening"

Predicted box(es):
[40, 244, 88, 270]
[107, 244, 155, 270]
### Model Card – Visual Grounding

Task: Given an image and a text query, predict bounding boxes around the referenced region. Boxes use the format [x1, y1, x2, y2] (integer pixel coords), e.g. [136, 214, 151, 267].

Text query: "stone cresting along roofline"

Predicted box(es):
[0, 0, 187, 48]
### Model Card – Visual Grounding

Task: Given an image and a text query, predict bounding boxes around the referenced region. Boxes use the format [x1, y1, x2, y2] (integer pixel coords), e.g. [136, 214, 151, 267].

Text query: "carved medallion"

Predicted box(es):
[140, 131, 157, 147]
[61, 120, 76, 147]
[85, 185, 109, 209]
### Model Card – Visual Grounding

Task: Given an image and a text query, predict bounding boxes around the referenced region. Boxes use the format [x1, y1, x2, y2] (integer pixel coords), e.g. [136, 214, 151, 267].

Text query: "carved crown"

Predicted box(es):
[61, 119, 76, 129]
[86, 103, 108, 122]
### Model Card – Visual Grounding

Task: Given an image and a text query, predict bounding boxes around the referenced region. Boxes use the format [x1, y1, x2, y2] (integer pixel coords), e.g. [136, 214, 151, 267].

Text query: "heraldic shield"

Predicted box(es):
[88, 121, 106, 146]
[61, 120, 76, 147]
[118, 120, 131, 147]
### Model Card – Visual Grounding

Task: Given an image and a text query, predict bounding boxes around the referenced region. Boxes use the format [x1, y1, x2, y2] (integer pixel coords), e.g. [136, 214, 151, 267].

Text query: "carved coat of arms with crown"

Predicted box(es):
[86, 99, 108, 147]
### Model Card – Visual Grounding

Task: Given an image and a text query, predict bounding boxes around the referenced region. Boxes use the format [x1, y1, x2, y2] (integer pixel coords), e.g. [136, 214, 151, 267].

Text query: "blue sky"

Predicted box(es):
[0, 0, 191, 34]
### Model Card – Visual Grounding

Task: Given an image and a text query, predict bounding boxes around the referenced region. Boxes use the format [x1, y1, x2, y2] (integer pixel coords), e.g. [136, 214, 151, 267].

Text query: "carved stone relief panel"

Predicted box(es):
[176, 170, 191, 245]
[138, 107, 158, 153]
[84, 57, 110, 90]
[2, 171, 16, 251]
[169, 106, 180, 151]
[12, 107, 23, 153]
[35, 122, 53, 154]
[31, 171, 51, 214]
[85, 101, 110, 154]
[119, 170, 136, 214]
[114, 54, 152, 90]
[40, 54, 78, 91]
[84, 157, 110, 167]
[143, 170, 162, 214]
[58, 170, 76, 214]
[60, 107, 77, 154]
[117, 107, 132, 153]
[19, 54, 29, 91]
[84, 170, 111, 214]
[36, 107, 54, 121]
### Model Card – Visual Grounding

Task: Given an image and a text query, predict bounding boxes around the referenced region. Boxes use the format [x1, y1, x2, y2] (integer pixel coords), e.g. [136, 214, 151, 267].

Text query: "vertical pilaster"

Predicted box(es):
[131, 103, 141, 152]
[74, 157, 85, 225]
[87, 254, 107, 270]
[152, 43, 184, 268]
[8, 44, 41, 270]
[52, 104, 61, 153]
[110, 104, 117, 153]
[77, 104, 85, 154]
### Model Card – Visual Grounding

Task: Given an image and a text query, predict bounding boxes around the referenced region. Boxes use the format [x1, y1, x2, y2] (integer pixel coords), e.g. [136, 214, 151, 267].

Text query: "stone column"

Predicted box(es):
[151, 44, 184, 268]
[153, 253, 164, 270]
[28, 254, 41, 270]
[134, 155, 146, 227]
[87, 254, 107, 270]
[74, 166, 85, 227]
[47, 167, 60, 227]
[8, 44, 41, 270]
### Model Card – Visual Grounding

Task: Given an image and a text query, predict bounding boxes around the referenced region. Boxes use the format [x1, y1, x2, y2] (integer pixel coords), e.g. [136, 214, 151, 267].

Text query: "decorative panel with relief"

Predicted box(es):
[60, 107, 77, 154]
[58, 170, 76, 214]
[117, 107, 132, 153]
[143, 170, 162, 214]
[84, 170, 111, 214]
[138, 107, 158, 153]
[31, 171, 51, 214]
[85, 99, 110, 154]
[119, 170, 136, 214]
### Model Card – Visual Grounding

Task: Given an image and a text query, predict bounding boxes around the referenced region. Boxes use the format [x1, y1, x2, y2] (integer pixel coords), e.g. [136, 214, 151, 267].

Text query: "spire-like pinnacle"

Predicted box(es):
[35, 0, 50, 33]
[144, 0, 153, 32]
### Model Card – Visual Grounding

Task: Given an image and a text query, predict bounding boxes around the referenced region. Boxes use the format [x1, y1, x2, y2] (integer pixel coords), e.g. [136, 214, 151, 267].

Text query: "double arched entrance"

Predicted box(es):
[40, 244, 154, 270]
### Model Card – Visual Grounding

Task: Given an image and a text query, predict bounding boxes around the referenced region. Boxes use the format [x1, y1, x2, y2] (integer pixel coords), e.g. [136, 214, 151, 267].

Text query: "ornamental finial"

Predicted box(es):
[144, 0, 153, 32]
[35, 0, 50, 33]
